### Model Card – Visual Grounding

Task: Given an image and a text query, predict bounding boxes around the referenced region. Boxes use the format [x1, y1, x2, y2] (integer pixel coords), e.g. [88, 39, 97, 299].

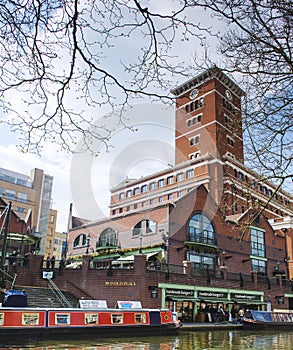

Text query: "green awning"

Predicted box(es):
[167, 296, 198, 301]
[199, 298, 233, 304]
[0, 233, 38, 245]
[231, 299, 266, 305]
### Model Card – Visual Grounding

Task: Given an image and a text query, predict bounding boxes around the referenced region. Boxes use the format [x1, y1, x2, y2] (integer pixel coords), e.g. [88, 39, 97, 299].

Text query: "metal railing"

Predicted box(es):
[47, 278, 73, 308]
[0, 267, 17, 290]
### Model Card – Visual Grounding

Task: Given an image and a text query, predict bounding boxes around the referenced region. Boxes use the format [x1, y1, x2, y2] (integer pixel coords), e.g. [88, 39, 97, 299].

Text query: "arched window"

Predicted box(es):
[73, 234, 87, 248]
[97, 228, 117, 248]
[188, 213, 215, 245]
[133, 220, 156, 236]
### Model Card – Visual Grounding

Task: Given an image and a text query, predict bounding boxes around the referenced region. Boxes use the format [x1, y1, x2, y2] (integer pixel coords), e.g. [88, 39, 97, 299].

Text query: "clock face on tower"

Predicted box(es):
[189, 88, 199, 99]
[225, 90, 232, 100]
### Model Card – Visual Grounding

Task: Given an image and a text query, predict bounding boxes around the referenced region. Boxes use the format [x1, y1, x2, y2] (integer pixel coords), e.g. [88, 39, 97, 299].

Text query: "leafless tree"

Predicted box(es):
[1, 0, 292, 195]
[0, 0, 209, 155]
[196, 0, 293, 190]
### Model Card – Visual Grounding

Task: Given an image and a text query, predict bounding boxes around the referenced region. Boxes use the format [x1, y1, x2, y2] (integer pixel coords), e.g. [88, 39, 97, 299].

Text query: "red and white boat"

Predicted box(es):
[0, 292, 180, 340]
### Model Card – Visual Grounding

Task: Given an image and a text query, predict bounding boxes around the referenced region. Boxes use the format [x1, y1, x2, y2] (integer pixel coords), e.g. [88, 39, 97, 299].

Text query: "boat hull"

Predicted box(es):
[243, 310, 293, 331]
[0, 307, 179, 341]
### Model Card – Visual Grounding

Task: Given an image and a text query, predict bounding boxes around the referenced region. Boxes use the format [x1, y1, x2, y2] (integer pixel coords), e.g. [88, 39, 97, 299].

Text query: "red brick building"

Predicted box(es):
[65, 67, 293, 319]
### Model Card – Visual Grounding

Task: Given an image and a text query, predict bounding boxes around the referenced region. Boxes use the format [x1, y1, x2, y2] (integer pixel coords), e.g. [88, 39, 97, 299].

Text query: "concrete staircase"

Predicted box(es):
[15, 286, 80, 308]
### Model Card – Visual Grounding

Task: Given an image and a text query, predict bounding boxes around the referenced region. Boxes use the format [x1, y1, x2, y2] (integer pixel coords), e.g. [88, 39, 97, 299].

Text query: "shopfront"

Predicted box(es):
[159, 283, 265, 322]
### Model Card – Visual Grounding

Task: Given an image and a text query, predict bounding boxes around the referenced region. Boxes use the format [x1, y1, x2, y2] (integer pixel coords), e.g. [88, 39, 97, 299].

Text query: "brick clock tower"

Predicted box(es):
[171, 66, 245, 165]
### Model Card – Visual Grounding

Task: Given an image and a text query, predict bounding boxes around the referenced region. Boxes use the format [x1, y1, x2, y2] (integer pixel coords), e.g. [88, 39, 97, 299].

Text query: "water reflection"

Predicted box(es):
[2, 331, 293, 350]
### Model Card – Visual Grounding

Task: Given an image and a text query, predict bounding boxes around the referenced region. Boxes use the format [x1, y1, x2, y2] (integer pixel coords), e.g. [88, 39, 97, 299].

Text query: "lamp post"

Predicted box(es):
[86, 233, 91, 254]
[162, 232, 170, 264]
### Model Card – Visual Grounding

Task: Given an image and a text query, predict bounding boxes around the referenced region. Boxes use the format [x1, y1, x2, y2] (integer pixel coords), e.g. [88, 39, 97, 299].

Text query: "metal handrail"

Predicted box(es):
[47, 278, 73, 308]
[0, 267, 17, 290]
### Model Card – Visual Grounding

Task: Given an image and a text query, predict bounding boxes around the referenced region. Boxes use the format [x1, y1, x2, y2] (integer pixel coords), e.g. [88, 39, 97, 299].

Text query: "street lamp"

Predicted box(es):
[161, 231, 170, 265]
[86, 233, 91, 254]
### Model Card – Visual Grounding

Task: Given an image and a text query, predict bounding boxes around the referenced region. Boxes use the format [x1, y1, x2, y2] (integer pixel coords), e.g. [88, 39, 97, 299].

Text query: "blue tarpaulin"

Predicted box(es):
[3, 290, 28, 307]
[251, 311, 272, 322]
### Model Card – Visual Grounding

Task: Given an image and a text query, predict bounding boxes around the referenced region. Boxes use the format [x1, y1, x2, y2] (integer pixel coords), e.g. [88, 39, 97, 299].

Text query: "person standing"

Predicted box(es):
[46, 254, 51, 269]
[230, 306, 238, 324]
[50, 255, 56, 269]
[238, 308, 244, 323]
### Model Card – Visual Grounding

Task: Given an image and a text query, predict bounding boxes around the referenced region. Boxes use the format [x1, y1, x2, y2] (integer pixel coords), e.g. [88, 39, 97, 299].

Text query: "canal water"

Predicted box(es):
[2, 330, 293, 350]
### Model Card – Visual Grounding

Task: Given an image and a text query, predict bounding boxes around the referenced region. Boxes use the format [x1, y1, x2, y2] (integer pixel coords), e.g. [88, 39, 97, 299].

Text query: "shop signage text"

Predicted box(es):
[198, 291, 228, 299]
[105, 281, 136, 287]
[166, 289, 194, 297]
[231, 293, 261, 301]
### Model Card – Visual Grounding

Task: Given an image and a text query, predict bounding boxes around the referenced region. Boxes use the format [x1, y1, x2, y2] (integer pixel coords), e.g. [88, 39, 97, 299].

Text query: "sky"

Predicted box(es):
[0, 2, 222, 232]
[0, 102, 175, 232]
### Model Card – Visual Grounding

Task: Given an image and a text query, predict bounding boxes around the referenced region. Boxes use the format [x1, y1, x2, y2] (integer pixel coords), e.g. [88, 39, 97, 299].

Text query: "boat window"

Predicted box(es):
[22, 313, 39, 326]
[55, 313, 70, 325]
[111, 313, 123, 324]
[0, 313, 4, 326]
[135, 313, 147, 324]
[85, 313, 98, 324]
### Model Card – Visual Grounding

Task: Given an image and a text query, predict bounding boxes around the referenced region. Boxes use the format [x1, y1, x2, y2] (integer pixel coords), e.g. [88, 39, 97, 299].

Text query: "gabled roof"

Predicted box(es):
[71, 216, 92, 229]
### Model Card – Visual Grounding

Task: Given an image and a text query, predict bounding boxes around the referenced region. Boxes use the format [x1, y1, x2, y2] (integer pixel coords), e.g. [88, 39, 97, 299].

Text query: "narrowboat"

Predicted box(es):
[243, 310, 293, 330]
[0, 294, 180, 340]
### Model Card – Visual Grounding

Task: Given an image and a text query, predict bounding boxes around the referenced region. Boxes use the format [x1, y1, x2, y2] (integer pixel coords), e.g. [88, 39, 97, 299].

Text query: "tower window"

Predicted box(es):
[227, 136, 234, 146]
[186, 169, 194, 179]
[189, 135, 199, 146]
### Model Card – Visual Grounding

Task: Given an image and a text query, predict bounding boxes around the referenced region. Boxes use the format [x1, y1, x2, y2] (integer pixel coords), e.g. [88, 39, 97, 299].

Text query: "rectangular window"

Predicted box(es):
[167, 176, 174, 185]
[250, 227, 265, 257]
[141, 185, 147, 193]
[22, 313, 39, 326]
[159, 196, 163, 203]
[176, 173, 183, 182]
[5, 189, 16, 200]
[119, 192, 125, 200]
[85, 313, 98, 324]
[251, 259, 267, 275]
[158, 179, 164, 188]
[150, 199, 154, 205]
[186, 169, 194, 179]
[135, 313, 147, 324]
[17, 207, 25, 213]
[168, 193, 173, 200]
[126, 190, 132, 198]
[55, 313, 70, 325]
[17, 192, 28, 203]
[133, 203, 138, 209]
[141, 201, 146, 207]
[0, 187, 3, 196]
[227, 136, 234, 147]
[111, 314, 123, 324]
[133, 187, 139, 195]
[177, 191, 182, 198]
[199, 97, 204, 107]
[149, 182, 156, 191]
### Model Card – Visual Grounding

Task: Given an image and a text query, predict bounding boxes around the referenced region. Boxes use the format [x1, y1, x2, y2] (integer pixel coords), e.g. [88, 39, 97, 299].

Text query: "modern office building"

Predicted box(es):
[0, 167, 58, 256]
